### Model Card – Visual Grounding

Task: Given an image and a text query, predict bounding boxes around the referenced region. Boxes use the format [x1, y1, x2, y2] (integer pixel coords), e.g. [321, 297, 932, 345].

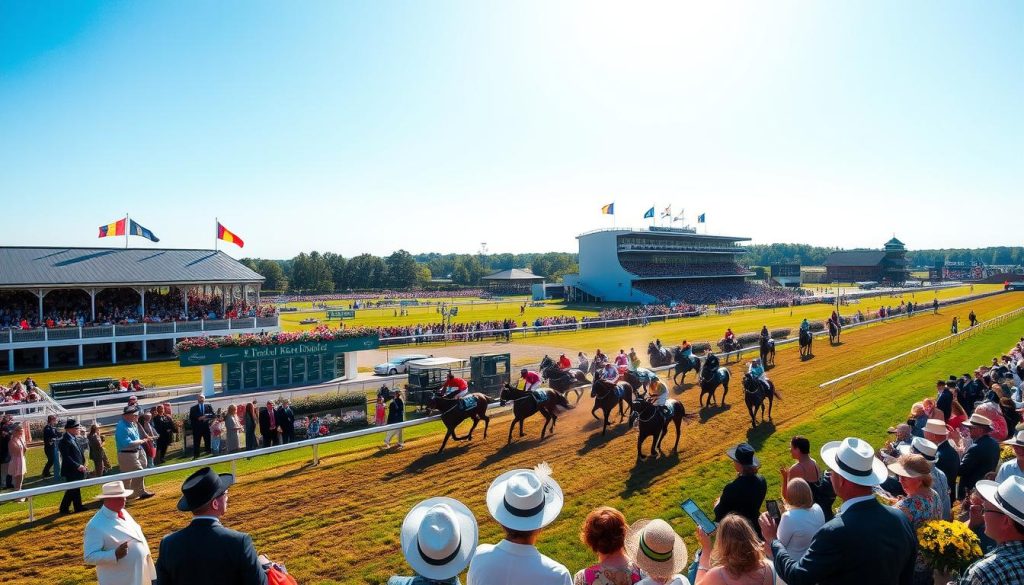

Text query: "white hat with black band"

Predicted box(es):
[485, 462, 563, 531]
[976, 476, 1024, 527]
[400, 497, 477, 580]
[820, 437, 888, 486]
[898, 436, 938, 462]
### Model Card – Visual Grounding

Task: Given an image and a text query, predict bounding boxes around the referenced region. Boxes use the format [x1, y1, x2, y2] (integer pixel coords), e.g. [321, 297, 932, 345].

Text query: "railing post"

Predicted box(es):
[27, 496, 34, 522]
[312, 444, 319, 466]
[231, 459, 237, 476]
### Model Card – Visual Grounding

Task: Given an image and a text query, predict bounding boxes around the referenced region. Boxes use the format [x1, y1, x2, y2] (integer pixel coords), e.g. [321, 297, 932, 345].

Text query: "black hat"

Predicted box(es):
[177, 467, 234, 512]
[123, 405, 139, 415]
[948, 375, 958, 382]
[64, 419, 79, 429]
[726, 443, 759, 467]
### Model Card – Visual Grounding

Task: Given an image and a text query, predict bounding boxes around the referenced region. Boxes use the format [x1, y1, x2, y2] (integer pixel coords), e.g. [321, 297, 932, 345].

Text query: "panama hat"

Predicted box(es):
[177, 467, 234, 512]
[400, 497, 477, 580]
[820, 437, 888, 486]
[726, 443, 759, 467]
[898, 437, 938, 462]
[1003, 430, 1024, 448]
[485, 462, 563, 531]
[977, 476, 1024, 526]
[963, 413, 993, 429]
[922, 419, 949, 436]
[625, 519, 687, 578]
[94, 480, 134, 499]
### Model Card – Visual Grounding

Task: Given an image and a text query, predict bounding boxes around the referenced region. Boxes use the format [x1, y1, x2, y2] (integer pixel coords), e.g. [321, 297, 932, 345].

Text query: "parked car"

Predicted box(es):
[374, 354, 429, 376]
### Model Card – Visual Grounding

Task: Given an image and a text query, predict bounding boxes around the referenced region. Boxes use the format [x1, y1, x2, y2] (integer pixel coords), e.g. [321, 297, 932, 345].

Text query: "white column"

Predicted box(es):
[221, 285, 226, 315]
[37, 289, 44, 322]
[343, 351, 358, 381]
[111, 342, 117, 365]
[90, 288, 97, 321]
[183, 288, 189, 318]
[43, 347, 49, 369]
[256, 285, 261, 306]
[78, 345, 84, 367]
[201, 364, 216, 397]
[7, 349, 13, 372]
[139, 288, 146, 317]
[142, 341, 148, 362]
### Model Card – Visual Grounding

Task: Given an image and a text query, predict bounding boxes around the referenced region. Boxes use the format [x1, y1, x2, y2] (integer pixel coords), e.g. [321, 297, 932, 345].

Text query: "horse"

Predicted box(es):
[629, 396, 688, 460]
[590, 377, 634, 435]
[538, 356, 589, 402]
[673, 349, 701, 386]
[498, 383, 571, 444]
[647, 342, 673, 368]
[717, 338, 741, 362]
[799, 328, 813, 358]
[827, 319, 841, 344]
[759, 336, 775, 368]
[622, 368, 656, 397]
[424, 392, 491, 454]
[741, 373, 781, 428]
[698, 367, 731, 408]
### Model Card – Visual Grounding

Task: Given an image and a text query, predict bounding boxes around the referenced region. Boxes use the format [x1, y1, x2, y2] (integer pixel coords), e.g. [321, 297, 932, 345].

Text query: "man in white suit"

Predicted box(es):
[83, 480, 156, 585]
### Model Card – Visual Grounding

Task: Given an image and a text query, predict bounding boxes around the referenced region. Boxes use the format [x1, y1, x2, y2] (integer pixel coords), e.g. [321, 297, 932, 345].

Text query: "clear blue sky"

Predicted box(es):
[2, 1, 1021, 259]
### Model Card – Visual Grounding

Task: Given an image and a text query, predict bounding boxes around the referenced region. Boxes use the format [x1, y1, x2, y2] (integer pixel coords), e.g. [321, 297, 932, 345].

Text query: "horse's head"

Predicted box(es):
[499, 383, 515, 406]
[539, 355, 553, 370]
[590, 377, 609, 397]
[647, 342, 657, 354]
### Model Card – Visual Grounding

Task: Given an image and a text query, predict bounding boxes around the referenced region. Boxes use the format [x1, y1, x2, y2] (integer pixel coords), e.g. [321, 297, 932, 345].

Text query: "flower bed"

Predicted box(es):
[174, 326, 378, 354]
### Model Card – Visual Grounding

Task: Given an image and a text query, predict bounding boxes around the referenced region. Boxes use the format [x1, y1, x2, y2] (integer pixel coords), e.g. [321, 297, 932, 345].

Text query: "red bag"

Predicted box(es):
[266, 565, 298, 585]
[143, 442, 156, 459]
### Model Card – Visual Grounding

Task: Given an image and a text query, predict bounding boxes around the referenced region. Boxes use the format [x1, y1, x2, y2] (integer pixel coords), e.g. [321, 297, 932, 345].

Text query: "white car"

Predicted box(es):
[374, 354, 429, 376]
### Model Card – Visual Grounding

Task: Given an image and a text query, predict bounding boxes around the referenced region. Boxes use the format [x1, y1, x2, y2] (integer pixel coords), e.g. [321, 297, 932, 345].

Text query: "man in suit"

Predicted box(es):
[935, 379, 954, 421]
[42, 414, 60, 480]
[959, 413, 1002, 500]
[923, 419, 959, 506]
[714, 443, 768, 538]
[83, 480, 156, 585]
[258, 401, 280, 448]
[276, 399, 295, 444]
[156, 467, 267, 585]
[759, 436, 916, 585]
[189, 394, 215, 459]
[58, 419, 88, 515]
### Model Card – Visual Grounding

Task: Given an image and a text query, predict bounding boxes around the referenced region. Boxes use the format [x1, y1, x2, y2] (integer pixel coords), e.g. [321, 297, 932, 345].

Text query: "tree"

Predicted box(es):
[385, 250, 419, 288]
[257, 259, 287, 291]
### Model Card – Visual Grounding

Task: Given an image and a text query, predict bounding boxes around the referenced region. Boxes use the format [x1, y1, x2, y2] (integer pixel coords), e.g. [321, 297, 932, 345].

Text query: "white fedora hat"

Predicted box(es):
[1002, 430, 1024, 448]
[921, 419, 949, 436]
[400, 497, 477, 580]
[963, 413, 993, 429]
[977, 476, 1024, 526]
[485, 463, 563, 531]
[625, 519, 688, 578]
[898, 437, 938, 462]
[93, 480, 134, 499]
[820, 437, 888, 486]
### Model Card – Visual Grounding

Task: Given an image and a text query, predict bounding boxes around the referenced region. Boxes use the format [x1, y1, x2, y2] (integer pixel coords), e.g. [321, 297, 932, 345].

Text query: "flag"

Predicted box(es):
[660, 205, 672, 219]
[128, 219, 160, 242]
[643, 207, 655, 219]
[217, 222, 245, 247]
[98, 218, 126, 238]
[601, 203, 615, 215]
[698, 213, 705, 223]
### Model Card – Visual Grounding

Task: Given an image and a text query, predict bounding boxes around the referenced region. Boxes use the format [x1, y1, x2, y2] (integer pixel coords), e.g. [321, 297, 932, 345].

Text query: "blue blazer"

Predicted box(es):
[58, 433, 86, 480]
[156, 518, 267, 585]
[957, 434, 1000, 499]
[772, 498, 916, 585]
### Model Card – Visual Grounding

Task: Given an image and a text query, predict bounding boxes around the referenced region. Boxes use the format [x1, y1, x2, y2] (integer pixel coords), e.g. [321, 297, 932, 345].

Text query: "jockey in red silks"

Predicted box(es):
[519, 368, 542, 392]
[441, 373, 469, 399]
[558, 354, 571, 369]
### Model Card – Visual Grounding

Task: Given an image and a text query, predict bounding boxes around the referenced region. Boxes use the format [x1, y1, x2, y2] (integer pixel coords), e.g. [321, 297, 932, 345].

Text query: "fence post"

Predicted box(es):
[231, 459, 237, 476]
[312, 444, 319, 466]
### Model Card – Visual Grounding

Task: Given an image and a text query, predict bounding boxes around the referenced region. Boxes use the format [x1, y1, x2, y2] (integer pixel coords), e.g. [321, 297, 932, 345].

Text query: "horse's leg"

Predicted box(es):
[602, 407, 611, 436]
[519, 416, 525, 437]
[768, 395, 774, 421]
[672, 416, 682, 452]
[591, 402, 601, 421]
[438, 428, 453, 454]
[540, 410, 552, 438]
[507, 418, 517, 444]
[481, 412, 489, 438]
[721, 381, 729, 405]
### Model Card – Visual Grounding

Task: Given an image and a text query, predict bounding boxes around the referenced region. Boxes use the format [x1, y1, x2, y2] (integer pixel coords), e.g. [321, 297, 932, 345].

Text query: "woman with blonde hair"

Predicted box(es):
[695, 514, 777, 585]
[775, 478, 825, 561]
[574, 506, 642, 585]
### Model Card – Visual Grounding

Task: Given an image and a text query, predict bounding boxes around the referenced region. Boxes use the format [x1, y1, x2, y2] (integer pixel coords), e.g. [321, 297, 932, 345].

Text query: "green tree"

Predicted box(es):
[385, 250, 419, 288]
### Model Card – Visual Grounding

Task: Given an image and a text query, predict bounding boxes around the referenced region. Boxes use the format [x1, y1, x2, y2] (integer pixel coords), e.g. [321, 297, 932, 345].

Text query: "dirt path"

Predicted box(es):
[2, 292, 1020, 585]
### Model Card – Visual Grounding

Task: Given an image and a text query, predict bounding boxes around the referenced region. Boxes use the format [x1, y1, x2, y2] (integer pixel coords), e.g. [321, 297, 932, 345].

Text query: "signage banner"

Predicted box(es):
[179, 336, 380, 366]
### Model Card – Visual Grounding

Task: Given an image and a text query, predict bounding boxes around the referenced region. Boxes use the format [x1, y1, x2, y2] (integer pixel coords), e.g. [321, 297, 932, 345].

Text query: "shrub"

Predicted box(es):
[736, 332, 760, 345]
[691, 342, 712, 354]
[770, 328, 791, 339]
[809, 321, 826, 332]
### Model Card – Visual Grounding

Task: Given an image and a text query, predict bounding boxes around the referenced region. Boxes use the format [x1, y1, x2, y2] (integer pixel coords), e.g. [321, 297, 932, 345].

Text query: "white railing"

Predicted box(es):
[0, 316, 281, 346]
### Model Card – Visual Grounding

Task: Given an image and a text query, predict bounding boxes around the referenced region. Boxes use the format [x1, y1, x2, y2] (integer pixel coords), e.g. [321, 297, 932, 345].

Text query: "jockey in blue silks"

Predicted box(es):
[748, 357, 770, 390]
[799, 318, 810, 332]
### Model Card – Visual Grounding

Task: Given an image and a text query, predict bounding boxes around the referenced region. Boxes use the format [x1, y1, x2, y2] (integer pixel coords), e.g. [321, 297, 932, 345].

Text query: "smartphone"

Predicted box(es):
[766, 499, 781, 522]
[680, 498, 716, 534]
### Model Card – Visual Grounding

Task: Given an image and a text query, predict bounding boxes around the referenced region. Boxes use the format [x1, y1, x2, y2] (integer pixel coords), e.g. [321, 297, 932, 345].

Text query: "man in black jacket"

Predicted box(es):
[58, 419, 88, 514]
[935, 380, 954, 421]
[188, 394, 214, 459]
[958, 413, 1002, 500]
[713, 443, 767, 538]
[760, 436, 916, 585]
[156, 467, 267, 585]
[923, 419, 959, 506]
[42, 414, 60, 479]
[258, 401, 280, 448]
[152, 404, 176, 464]
[276, 399, 295, 444]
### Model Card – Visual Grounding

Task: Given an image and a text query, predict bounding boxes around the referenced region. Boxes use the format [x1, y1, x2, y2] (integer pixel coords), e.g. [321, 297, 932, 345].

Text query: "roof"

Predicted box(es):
[480, 268, 544, 281]
[885, 237, 905, 246]
[407, 357, 467, 369]
[0, 246, 264, 289]
[576, 227, 751, 242]
[823, 250, 887, 267]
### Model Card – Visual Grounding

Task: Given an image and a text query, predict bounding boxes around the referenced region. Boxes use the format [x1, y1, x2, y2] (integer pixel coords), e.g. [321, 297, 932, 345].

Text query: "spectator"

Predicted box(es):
[383, 389, 406, 450]
[115, 406, 154, 500]
[83, 480, 156, 585]
[42, 414, 60, 480]
[923, 419, 959, 506]
[573, 506, 642, 584]
[376, 395, 387, 426]
[6, 422, 26, 498]
[244, 401, 258, 451]
[225, 404, 241, 453]
[0, 414, 11, 489]
[909, 403, 927, 437]
[898, 437, 951, 521]
[713, 443, 767, 539]
[958, 413, 1002, 500]
[156, 467, 267, 585]
[695, 513, 776, 585]
[307, 415, 321, 440]
[58, 419, 88, 515]
[974, 401, 1008, 442]
[760, 437, 916, 585]
[626, 518, 689, 585]
[886, 454, 942, 584]
[959, 476, 1024, 584]
[779, 436, 821, 504]
[152, 405, 176, 464]
[211, 414, 224, 455]
[87, 424, 110, 477]
[138, 412, 158, 468]
[936, 379, 954, 421]
[390, 497, 477, 585]
[277, 400, 295, 444]
[188, 395, 214, 459]
[996, 430, 1024, 482]
[775, 478, 825, 561]
[467, 463, 571, 584]
[959, 487, 998, 554]
[259, 400, 281, 448]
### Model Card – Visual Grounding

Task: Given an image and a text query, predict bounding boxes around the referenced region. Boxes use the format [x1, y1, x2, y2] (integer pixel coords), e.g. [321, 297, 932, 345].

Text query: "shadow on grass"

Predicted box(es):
[382, 443, 474, 478]
[745, 421, 777, 451]
[475, 434, 549, 470]
[576, 423, 631, 457]
[621, 450, 679, 498]
[800, 352, 815, 362]
[0, 504, 100, 539]
[697, 403, 731, 424]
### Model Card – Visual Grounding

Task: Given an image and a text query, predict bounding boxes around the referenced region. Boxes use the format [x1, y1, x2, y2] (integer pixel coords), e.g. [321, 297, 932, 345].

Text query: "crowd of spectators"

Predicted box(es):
[620, 261, 751, 278]
[268, 289, 487, 304]
[633, 280, 803, 308]
[0, 378, 42, 405]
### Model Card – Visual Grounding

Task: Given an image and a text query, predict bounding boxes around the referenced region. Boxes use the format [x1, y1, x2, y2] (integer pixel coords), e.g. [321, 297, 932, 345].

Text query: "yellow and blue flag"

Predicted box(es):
[601, 202, 615, 215]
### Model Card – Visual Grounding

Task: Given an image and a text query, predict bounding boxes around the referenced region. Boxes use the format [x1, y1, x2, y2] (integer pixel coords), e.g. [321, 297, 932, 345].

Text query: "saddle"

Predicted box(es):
[457, 396, 478, 411]
[530, 390, 549, 404]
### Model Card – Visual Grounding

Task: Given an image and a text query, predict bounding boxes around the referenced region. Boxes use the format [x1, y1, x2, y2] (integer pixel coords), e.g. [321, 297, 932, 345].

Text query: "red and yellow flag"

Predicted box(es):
[98, 218, 126, 238]
[217, 222, 244, 248]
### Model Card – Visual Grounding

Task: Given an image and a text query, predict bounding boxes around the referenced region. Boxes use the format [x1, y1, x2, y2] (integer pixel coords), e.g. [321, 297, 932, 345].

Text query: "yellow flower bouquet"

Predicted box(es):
[917, 519, 984, 575]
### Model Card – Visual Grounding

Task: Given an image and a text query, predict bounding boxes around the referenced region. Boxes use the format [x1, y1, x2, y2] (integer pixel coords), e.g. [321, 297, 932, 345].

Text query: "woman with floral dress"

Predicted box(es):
[886, 454, 941, 585]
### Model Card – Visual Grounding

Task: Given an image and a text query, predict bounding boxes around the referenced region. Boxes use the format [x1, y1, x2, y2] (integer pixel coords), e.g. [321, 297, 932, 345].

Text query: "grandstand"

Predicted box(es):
[0, 247, 279, 372]
[563, 226, 782, 305]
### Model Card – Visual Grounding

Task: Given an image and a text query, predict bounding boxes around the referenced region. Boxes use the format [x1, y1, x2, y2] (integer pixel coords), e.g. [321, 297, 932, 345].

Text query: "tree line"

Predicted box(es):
[741, 244, 1024, 269]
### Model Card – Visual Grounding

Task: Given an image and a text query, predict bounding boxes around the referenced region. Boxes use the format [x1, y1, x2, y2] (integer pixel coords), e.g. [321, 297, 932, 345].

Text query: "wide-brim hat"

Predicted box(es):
[625, 519, 687, 577]
[400, 497, 477, 580]
[94, 480, 134, 499]
[485, 464, 563, 531]
[64, 419, 79, 429]
[963, 413, 993, 429]
[726, 443, 759, 467]
[887, 459, 928, 478]
[177, 467, 234, 512]
[1003, 430, 1024, 448]
[922, 419, 949, 436]
[977, 476, 1024, 526]
[821, 437, 888, 486]
[898, 437, 938, 462]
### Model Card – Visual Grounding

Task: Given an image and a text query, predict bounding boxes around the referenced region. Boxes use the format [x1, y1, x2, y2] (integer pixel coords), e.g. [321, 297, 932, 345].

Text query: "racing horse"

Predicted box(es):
[499, 383, 571, 444]
[799, 328, 813, 358]
[673, 349, 701, 386]
[759, 336, 776, 368]
[425, 391, 491, 454]
[827, 318, 842, 345]
[698, 366, 731, 408]
[590, 377, 634, 436]
[538, 355, 589, 402]
[629, 394, 690, 460]
[717, 338, 742, 363]
[647, 342, 673, 368]
[741, 373, 781, 428]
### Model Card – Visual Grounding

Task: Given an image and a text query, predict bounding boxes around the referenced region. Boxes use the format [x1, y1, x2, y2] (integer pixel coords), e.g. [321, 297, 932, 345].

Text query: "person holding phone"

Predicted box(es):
[694, 514, 777, 585]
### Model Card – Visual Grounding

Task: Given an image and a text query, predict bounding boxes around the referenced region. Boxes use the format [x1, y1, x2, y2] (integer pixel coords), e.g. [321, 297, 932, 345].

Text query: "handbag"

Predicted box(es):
[143, 441, 156, 459]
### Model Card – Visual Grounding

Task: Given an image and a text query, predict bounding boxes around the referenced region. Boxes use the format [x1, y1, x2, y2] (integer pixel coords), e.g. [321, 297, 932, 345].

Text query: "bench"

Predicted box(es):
[49, 378, 118, 400]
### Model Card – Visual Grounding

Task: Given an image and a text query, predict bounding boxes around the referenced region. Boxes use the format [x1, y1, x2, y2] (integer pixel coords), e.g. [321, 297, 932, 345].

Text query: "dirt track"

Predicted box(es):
[2, 292, 1021, 585]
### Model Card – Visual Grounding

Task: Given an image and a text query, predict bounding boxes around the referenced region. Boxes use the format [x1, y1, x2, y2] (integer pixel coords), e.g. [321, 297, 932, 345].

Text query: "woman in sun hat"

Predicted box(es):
[625, 518, 688, 585]
[390, 497, 477, 585]
[886, 454, 941, 585]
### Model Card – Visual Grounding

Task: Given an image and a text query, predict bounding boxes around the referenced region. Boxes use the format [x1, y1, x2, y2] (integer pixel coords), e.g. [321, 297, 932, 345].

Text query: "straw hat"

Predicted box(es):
[625, 519, 687, 578]
[963, 413, 993, 429]
[400, 497, 477, 580]
[1003, 430, 1024, 448]
[93, 480, 134, 499]
[898, 437, 938, 462]
[485, 463, 563, 531]
[921, 419, 949, 436]
[820, 437, 888, 486]
[887, 453, 931, 479]
[977, 476, 1024, 526]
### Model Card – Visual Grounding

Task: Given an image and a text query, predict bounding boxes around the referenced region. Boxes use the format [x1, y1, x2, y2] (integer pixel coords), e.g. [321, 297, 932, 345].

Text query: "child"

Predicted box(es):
[307, 415, 321, 439]
[375, 395, 387, 426]
[211, 414, 224, 454]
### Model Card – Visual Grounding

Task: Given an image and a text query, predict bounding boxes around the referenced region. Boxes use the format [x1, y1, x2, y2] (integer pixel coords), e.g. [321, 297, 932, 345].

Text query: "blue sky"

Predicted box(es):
[1, 1, 1021, 259]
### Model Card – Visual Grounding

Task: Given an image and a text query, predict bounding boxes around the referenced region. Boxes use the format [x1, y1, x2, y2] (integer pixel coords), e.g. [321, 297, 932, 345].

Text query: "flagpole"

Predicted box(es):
[125, 213, 129, 249]
[214, 217, 219, 252]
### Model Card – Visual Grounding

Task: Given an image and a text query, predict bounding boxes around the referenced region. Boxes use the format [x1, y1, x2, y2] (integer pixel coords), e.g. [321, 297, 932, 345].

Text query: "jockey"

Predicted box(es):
[830, 310, 841, 328]
[760, 325, 770, 342]
[748, 358, 769, 388]
[724, 328, 735, 342]
[519, 368, 542, 392]
[441, 373, 469, 400]
[614, 349, 629, 367]
[701, 351, 720, 381]
[679, 339, 693, 357]
[594, 348, 607, 364]
[558, 353, 571, 369]
[628, 348, 641, 370]
[577, 351, 590, 373]
[601, 361, 619, 382]
[646, 375, 669, 407]
[799, 318, 810, 332]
